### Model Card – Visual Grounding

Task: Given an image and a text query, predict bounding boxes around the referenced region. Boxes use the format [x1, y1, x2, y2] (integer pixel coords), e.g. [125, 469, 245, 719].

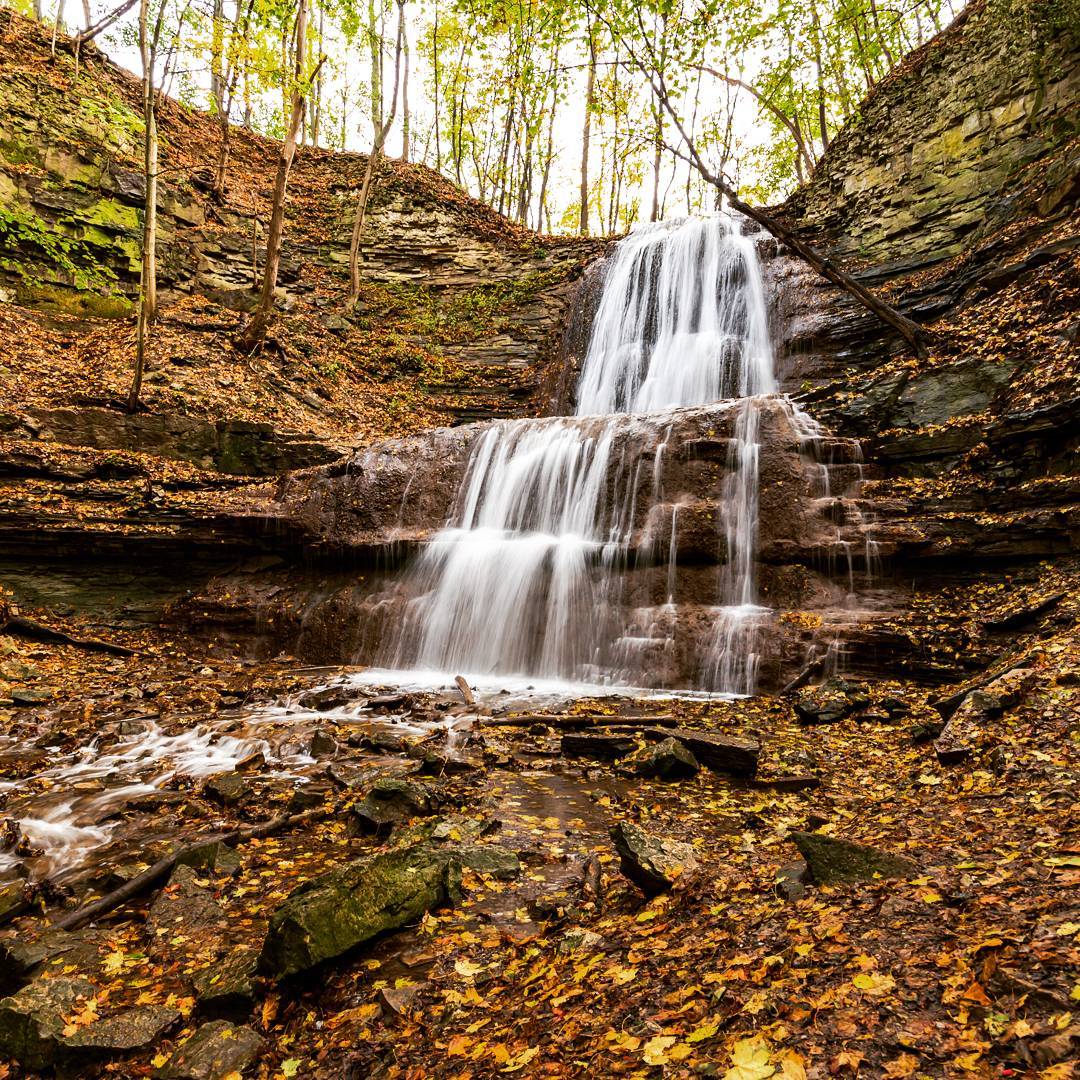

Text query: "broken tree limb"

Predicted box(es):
[2, 614, 134, 657]
[454, 675, 475, 706]
[54, 805, 331, 932]
[483, 714, 677, 730]
[612, 13, 931, 359]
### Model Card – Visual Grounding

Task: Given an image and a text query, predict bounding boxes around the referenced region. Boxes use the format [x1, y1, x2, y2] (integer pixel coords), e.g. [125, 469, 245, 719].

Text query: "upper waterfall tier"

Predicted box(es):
[575, 215, 776, 415]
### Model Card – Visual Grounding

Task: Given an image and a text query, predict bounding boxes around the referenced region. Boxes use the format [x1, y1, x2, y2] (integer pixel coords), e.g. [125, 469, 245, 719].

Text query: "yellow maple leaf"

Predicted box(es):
[723, 1037, 776, 1080]
[852, 972, 896, 996]
[643, 1035, 678, 1065]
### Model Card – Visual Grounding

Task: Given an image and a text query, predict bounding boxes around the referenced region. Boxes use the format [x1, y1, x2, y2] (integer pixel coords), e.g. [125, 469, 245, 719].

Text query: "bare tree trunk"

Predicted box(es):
[81, 0, 92, 30]
[235, 0, 311, 353]
[127, 0, 159, 411]
[579, 16, 595, 236]
[51, 0, 67, 55]
[346, 0, 403, 304]
[210, 0, 225, 112]
[400, 3, 410, 161]
[810, 0, 829, 152]
[431, 8, 440, 168]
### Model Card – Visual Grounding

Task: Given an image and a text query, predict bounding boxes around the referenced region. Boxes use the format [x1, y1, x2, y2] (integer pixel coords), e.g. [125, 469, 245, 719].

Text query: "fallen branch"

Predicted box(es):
[780, 657, 826, 696]
[54, 805, 330, 931]
[483, 714, 676, 730]
[2, 614, 134, 657]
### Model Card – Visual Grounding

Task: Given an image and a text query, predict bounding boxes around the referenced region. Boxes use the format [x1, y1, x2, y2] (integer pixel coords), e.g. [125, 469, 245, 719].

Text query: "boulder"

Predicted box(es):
[298, 685, 357, 711]
[259, 844, 462, 979]
[0, 977, 179, 1071]
[191, 949, 259, 1013]
[610, 822, 697, 897]
[794, 678, 870, 725]
[644, 727, 760, 777]
[203, 771, 248, 806]
[308, 729, 339, 758]
[455, 844, 521, 881]
[350, 777, 433, 834]
[789, 831, 917, 885]
[156, 1020, 264, 1079]
[177, 840, 242, 878]
[560, 732, 636, 761]
[0, 977, 95, 1071]
[629, 737, 699, 780]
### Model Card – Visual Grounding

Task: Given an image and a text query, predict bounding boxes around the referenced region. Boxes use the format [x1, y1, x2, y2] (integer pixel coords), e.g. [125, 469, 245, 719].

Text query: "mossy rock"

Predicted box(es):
[789, 831, 917, 885]
[259, 843, 461, 979]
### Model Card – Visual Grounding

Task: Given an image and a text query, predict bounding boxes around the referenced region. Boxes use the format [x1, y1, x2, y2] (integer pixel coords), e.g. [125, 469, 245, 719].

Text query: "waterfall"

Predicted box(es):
[387, 213, 776, 693]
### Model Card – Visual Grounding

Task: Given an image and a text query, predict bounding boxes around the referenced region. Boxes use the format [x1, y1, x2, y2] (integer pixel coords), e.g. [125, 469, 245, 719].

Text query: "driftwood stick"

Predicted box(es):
[454, 675, 475, 706]
[483, 714, 676, 730]
[780, 658, 825, 697]
[54, 806, 329, 931]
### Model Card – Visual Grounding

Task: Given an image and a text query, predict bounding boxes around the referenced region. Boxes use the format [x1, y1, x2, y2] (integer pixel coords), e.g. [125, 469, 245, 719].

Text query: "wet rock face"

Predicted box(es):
[221, 397, 881, 691]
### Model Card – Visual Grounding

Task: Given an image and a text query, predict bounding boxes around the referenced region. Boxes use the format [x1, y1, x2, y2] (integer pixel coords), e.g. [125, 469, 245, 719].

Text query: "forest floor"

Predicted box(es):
[0, 559, 1077, 1080]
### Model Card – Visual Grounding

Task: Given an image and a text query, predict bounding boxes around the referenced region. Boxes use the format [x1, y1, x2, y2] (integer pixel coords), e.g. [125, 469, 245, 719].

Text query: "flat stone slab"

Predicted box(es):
[644, 728, 759, 776]
[560, 732, 637, 761]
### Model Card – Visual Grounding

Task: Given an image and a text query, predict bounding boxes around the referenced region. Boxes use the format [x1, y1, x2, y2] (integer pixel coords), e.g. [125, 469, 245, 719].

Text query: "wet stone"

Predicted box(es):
[789, 830, 917, 885]
[155, 1020, 264, 1080]
[350, 777, 434, 834]
[308, 729, 338, 758]
[560, 732, 636, 761]
[794, 678, 870, 725]
[644, 727, 760, 777]
[610, 821, 698, 897]
[298, 685, 356, 711]
[455, 844, 521, 881]
[177, 840, 242, 878]
[61, 1004, 180, 1057]
[0, 976, 94, 1070]
[203, 771, 248, 806]
[630, 736, 699, 780]
[0, 977, 179, 1071]
[147, 865, 227, 961]
[774, 860, 810, 902]
[191, 949, 259, 1013]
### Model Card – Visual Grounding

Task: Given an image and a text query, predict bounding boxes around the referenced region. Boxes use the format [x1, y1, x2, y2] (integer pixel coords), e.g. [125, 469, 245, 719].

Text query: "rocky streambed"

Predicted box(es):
[1, 576, 1078, 1079]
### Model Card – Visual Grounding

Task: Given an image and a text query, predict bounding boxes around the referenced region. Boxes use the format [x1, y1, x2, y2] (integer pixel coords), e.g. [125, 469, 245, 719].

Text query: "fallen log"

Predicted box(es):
[54, 806, 330, 932]
[2, 614, 134, 657]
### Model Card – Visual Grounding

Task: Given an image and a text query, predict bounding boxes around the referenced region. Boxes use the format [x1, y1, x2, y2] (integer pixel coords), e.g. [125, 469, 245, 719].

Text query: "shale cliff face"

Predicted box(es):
[0, 11, 600, 434]
[785, 0, 1078, 268]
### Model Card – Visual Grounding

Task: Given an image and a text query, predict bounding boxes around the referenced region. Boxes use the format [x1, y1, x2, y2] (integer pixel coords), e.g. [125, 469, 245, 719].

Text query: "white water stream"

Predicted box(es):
[389, 213, 777, 692]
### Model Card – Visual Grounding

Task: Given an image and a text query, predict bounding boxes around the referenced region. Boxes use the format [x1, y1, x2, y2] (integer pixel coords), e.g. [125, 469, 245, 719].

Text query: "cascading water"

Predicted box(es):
[388, 213, 776, 693]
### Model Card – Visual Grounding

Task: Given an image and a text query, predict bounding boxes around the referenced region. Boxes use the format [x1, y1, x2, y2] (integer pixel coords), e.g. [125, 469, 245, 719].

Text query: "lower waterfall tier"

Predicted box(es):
[235, 397, 902, 692]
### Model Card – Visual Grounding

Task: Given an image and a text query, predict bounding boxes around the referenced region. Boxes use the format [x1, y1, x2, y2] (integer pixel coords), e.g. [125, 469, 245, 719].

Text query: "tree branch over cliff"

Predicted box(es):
[609, 7, 932, 359]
